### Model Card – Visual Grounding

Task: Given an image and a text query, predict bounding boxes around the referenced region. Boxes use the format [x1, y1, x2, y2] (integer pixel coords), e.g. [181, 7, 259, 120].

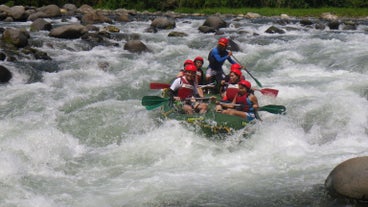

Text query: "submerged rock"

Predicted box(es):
[325, 156, 368, 201]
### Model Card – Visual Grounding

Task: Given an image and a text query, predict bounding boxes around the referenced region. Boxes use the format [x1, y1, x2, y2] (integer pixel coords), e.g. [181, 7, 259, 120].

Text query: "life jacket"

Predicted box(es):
[177, 77, 194, 100]
[225, 83, 239, 101]
[235, 93, 254, 112]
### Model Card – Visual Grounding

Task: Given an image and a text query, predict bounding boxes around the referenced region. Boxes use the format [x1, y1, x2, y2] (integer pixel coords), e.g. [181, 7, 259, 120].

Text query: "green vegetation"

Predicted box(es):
[3, 0, 368, 17]
[176, 7, 368, 18]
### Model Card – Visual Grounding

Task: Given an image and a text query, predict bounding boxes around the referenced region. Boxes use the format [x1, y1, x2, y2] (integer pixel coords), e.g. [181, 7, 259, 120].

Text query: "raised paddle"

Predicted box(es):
[231, 55, 263, 88]
[230, 55, 279, 97]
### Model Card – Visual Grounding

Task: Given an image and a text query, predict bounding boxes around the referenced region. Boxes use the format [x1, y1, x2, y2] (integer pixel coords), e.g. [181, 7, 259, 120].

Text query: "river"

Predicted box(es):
[0, 14, 368, 207]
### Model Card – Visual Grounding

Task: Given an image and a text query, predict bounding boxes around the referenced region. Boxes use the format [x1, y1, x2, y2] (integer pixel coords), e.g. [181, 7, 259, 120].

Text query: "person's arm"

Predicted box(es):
[227, 54, 236, 64]
[249, 94, 262, 121]
[169, 78, 182, 101]
[212, 48, 230, 63]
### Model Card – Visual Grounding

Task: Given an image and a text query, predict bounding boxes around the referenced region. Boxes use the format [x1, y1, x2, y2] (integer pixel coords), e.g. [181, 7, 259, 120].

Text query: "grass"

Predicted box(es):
[175, 7, 368, 18]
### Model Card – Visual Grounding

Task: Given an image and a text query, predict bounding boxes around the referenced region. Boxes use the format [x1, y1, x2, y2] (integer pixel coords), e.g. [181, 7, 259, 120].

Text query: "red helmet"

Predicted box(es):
[238, 80, 251, 89]
[183, 59, 194, 66]
[231, 63, 242, 71]
[185, 64, 197, 72]
[194, 56, 204, 63]
[218, 37, 229, 47]
[231, 68, 242, 77]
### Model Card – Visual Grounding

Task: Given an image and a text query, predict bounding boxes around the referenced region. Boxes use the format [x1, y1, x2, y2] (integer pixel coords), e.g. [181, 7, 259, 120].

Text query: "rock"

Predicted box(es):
[81, 10, 112, 25]
[265, 26, 285, 34]
[37, 4, 61, 18]
[245, 12, 261, 19]
[168, 31, 188, 37]
[202, 15, 227, 30]
[151, 16, 176, 30]
[325, 156, 368, 200]
[1, 28, 30, 48]
[62, 3, 77, 16]
[328, 21, 340, 30]
[321, 12, 338, 21]
[49, 24, 88, 39]
[124, 40, 150, 53]
[8, 5, 27, 21]
[0, 65, 12, 83]
[198, 25, 216, 33]
[30, 18, 52, 32]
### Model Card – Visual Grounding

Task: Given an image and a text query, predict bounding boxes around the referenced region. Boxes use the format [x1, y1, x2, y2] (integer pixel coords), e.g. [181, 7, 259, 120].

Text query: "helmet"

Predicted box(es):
[218, 37, 229, 47]
[231, 68, 242, 77]
[194, 56, 204, 63]
[230, 63, 242, 71]
[185, 64, 197, 72]
[183, 59, 194, 66]
[238, 80, 251, 89]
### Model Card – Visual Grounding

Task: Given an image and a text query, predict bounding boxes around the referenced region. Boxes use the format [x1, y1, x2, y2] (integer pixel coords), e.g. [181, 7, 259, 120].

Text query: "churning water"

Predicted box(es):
[0, 14, 368, 206]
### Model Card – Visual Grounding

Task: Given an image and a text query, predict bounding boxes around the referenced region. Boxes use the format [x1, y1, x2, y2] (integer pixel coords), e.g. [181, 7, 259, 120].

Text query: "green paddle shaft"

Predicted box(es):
[231, 55, 263, 88]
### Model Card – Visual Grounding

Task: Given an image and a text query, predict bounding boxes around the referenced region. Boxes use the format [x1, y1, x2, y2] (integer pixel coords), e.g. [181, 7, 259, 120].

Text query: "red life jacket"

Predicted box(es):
[177, 77, 194, 100]
[235, 93, 254, 112]
[225, 83, 239, 101]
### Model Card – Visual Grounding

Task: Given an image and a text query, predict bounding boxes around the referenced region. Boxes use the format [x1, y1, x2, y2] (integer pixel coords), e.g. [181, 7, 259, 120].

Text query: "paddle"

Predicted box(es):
[141, 96, 169, 110]
[150, 82, 216, 90]
[219, 102, 286, 115]
[231, 55, 263, 88]
[259, 104, 286, 114]
[230, 55, 279, 97]
[256, 88, 279, 97]
[141, 96, 210, 110]
[150, 82, 170, 89]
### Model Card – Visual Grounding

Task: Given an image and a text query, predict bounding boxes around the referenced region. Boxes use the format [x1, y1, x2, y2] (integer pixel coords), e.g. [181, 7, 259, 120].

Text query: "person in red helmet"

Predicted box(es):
[168, 64, 208, 114]
[206, 37, 236, 93]
[177, 59, 195, 77]
[193, 56, 207, 85]
[219, 64, 244, 100]
[215, 79, 261, 121]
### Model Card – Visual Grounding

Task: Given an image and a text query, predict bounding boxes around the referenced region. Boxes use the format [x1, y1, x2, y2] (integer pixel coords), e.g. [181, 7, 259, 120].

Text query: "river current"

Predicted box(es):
[1, 14, 368, 207]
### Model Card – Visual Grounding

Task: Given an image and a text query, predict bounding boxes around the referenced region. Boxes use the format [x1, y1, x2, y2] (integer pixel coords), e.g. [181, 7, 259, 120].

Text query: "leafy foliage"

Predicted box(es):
[3, 0, 367, 10]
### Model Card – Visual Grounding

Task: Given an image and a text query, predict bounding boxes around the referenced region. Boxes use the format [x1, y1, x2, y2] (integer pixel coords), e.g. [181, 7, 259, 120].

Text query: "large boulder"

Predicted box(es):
[123, 40, 150, 53]
[1, 28, 30, 48]
[0, 65, 12, 83]
[30, 18, 52, 32]
[37, 4, 61, 18]
[8, 5, 27, 21]
[150, 16, 176, 30]
[49, 24, 88, 39]
[81, 10, 112, 25]
[202, 15, 227, 30]
[325, 156, 368, 200]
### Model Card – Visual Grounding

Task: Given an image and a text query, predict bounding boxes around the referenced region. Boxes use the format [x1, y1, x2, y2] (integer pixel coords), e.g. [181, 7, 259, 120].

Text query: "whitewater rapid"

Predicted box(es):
[0, 14, 368, 206]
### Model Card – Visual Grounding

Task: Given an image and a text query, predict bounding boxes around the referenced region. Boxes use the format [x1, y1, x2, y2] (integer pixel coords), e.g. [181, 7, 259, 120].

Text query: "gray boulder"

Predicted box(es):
[325, 156, 368, 200]
[49, 24, 88, 39]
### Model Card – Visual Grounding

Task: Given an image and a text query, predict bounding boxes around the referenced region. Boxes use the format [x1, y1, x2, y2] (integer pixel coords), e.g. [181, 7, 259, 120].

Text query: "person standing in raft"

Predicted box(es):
[168, 64, 208, 114]
[206, 37, 236, 93]
[215, 80, 261, 121]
